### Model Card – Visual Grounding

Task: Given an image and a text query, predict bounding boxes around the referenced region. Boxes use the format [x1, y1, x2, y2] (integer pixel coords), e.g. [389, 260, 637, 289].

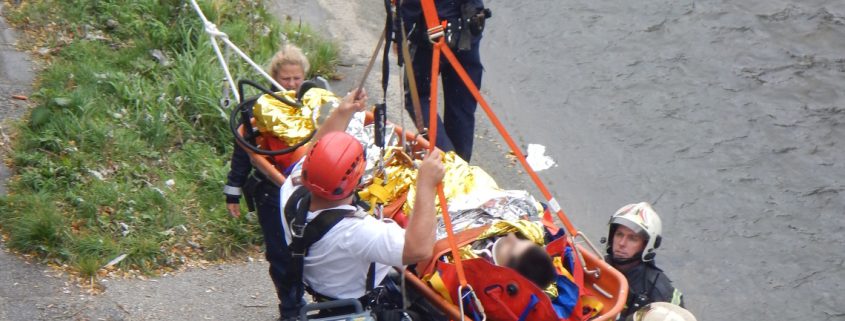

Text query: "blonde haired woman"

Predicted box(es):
[268, 44, 309, 91]
[223, 43, 326, 319]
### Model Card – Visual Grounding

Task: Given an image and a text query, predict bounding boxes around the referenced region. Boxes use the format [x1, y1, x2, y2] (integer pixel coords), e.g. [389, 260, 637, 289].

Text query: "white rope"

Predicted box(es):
[188, 0, 288, 111]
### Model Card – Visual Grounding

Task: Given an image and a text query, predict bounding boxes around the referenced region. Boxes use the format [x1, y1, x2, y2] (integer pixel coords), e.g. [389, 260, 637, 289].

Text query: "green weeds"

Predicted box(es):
[0, 0, 338, 276]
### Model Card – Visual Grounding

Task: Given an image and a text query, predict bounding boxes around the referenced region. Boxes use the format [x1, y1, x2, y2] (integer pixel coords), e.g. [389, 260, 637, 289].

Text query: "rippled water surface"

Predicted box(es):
[478, 1, 844, 319]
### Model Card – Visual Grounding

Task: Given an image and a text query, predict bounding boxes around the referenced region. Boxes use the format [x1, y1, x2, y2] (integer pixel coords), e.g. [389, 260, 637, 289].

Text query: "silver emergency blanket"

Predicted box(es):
[344, 111, 368, 146]
[435, 189, 543, 240]
[348, 121, 398, 183]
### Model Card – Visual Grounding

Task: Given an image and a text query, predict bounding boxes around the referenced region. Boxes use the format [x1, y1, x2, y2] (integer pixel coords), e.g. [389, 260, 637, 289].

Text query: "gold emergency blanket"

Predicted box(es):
[252, 88, 340, 145]
[478, 220, 545, 246]
[404, 152, 499, 216]
[357, 148, 418, 212]
[358, 151, 499, 215]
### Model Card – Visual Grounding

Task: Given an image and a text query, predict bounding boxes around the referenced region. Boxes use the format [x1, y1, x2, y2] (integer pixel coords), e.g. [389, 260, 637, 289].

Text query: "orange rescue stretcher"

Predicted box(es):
[232, 97, 627, 320]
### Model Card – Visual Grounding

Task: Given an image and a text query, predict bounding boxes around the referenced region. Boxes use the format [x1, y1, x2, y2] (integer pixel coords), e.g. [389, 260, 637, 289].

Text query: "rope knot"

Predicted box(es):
[203, 21, 227, 38]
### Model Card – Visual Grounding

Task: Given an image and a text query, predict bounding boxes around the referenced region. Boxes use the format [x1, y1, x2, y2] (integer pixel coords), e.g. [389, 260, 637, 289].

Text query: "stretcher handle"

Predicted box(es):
[299, 299, 364, 320]
[228, 80, 315, 156]
[237, 79, 301, 108]
[572, 232, 602, 278]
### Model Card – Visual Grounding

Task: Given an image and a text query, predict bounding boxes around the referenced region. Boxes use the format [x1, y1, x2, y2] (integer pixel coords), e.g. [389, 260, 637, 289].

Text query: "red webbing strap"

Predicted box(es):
[437, 44, 579, 237]
[427, 38, 468, 288]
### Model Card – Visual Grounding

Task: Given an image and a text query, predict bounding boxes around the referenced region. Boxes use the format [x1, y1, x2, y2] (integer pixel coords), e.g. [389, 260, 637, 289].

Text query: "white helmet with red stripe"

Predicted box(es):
[607, 202, 663, 262]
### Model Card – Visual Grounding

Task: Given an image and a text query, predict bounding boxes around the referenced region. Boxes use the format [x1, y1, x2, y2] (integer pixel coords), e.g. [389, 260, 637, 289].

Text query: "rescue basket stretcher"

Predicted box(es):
[230, 92, 628, 320]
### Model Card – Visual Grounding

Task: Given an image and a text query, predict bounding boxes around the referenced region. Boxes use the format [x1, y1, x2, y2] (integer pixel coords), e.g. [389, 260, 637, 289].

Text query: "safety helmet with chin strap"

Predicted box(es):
[301, 131, 366, 201]
[606, 202, 663, 262]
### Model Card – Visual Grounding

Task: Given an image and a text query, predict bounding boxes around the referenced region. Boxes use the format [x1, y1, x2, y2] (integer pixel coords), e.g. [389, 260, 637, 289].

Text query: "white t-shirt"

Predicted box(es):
[279, 159, 406, 299]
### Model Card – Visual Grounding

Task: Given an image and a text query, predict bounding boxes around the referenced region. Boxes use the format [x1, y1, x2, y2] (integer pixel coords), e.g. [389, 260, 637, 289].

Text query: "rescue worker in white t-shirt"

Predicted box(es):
[278, 88, 445, 313]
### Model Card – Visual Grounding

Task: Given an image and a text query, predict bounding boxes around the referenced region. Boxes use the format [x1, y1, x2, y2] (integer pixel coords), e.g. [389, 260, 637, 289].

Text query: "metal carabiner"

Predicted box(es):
[457, 284, 487, 321]
[375, 203, 385, 221]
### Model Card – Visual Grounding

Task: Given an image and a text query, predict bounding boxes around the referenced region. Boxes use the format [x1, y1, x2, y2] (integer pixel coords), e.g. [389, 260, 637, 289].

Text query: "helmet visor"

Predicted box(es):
[611, 217, 648, 240]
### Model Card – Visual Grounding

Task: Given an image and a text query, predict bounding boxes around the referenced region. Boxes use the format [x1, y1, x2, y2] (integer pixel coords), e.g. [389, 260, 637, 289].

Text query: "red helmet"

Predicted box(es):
[301, 132, 366, 200]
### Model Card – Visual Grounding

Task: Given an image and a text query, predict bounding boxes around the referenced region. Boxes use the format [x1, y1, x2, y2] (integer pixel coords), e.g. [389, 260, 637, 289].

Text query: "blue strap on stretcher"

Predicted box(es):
[517, 294, 540, 321]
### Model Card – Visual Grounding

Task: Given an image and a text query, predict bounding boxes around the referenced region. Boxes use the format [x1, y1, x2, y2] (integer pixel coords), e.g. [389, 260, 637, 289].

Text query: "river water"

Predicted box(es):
[478, 0, 845, 320]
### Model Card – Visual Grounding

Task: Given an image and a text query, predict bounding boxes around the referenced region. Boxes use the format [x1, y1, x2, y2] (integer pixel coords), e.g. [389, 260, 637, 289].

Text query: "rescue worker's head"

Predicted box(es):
[268, 44, 309, 91]
[301, 132, 365, 202]
[625, 302, 697, 321]
[495, 233, 556, 288]
[606, 202, 663, 265]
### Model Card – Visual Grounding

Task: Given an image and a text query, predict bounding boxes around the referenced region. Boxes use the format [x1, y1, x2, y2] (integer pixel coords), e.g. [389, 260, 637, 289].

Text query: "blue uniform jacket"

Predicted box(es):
[399, 0, 485, 41]
[224, 108, 254, 203]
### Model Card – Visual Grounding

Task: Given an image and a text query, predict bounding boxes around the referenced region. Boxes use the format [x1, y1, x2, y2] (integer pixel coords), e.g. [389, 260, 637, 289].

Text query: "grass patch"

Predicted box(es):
[0, 0, 338, 275]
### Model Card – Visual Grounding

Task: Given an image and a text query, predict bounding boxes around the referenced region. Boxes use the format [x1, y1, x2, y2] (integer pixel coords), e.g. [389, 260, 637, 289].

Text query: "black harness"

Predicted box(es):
[282, 187, 377, 305]
[622, 262, 663, 318]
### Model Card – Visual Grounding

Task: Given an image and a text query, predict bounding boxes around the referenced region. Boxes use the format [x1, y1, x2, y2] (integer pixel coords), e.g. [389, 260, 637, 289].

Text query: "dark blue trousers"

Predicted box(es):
[405, 36, 483, 162]
[252, 178, 303, 318]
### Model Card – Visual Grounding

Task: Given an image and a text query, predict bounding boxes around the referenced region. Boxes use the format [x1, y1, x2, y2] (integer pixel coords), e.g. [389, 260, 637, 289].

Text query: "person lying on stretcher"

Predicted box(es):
[420, 215, 591, 320]
[425, 189, 558, 289]
[461, 225, 556, 288]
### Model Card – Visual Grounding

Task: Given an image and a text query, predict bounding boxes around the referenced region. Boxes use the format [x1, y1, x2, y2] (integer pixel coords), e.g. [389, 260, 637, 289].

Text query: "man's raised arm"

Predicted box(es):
[402, 150, 445, 265]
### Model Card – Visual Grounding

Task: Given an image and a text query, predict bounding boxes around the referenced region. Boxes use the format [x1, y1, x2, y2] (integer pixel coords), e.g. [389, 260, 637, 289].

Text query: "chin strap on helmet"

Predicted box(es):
[605, 202, 664, 262]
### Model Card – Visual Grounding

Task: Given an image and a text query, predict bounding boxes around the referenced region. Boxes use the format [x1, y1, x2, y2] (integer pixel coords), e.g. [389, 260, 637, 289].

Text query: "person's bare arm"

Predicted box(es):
[311, 89, 368, 143]
[402, 150, 445, 265]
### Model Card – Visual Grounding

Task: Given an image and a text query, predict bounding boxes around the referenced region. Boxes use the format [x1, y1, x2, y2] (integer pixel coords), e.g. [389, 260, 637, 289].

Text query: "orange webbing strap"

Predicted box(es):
[417, 0, 468, 289]
[419, 0, 444, 43]
[542, 209, 561, 236]
[437, 44, 579, 237]
[426, 39, 468, 288]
